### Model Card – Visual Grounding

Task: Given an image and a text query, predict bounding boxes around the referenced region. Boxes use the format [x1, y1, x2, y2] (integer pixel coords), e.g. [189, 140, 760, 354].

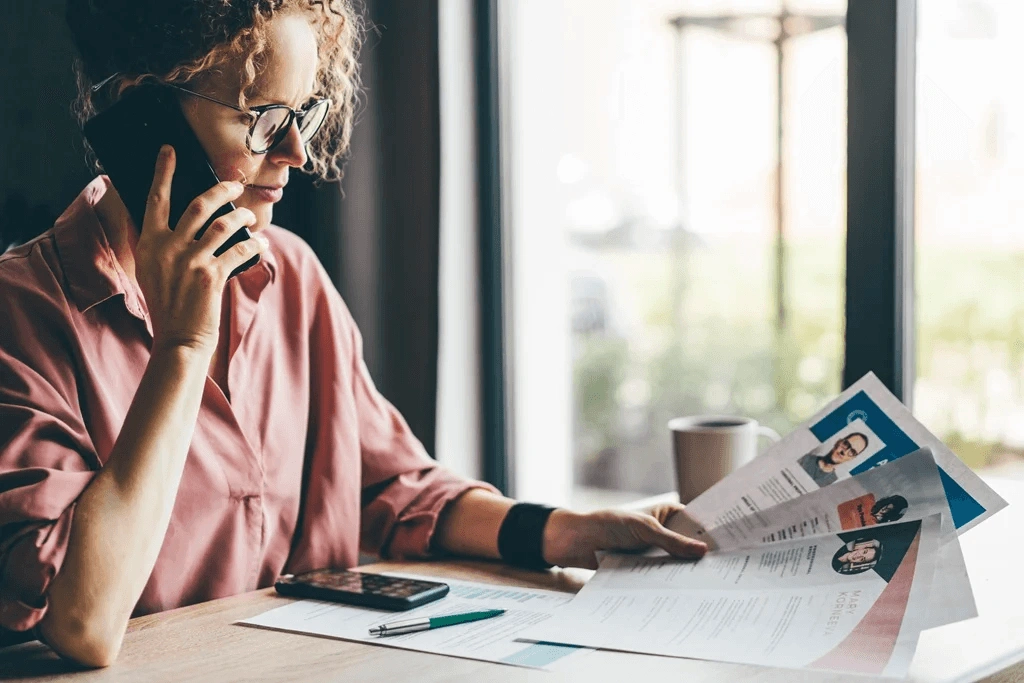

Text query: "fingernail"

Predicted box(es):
[160, 145, 171, 157]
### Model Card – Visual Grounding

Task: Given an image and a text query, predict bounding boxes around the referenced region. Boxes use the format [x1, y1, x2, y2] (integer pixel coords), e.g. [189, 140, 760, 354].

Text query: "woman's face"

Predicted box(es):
[873, 503, 895, 521]
[840, 546, 877, 565]
[178, 12, 319, 233]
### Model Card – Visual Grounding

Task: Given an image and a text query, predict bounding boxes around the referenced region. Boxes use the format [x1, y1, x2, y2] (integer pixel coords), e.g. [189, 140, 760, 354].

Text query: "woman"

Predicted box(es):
[0, 0, 706, 667]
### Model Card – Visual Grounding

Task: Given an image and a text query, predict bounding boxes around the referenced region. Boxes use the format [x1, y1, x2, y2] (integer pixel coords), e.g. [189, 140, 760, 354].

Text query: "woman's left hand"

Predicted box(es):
[542, 503, 708, 569]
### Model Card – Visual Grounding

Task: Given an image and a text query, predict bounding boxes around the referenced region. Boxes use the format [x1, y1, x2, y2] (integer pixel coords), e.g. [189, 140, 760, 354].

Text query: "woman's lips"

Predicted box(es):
[247, 184, 284, 203]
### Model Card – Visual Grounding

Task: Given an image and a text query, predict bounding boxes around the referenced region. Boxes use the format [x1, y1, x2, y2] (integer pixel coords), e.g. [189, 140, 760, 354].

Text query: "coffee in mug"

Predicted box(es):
[668, 415, 780, 504]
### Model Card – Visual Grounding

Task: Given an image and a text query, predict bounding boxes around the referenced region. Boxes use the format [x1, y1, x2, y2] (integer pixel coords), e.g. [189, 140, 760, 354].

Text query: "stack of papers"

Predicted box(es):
[520, 373, 1008, 678]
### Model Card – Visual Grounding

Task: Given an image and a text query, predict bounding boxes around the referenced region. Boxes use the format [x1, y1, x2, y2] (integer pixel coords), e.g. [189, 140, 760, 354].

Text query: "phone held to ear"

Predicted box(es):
[81, 82, 259, 280]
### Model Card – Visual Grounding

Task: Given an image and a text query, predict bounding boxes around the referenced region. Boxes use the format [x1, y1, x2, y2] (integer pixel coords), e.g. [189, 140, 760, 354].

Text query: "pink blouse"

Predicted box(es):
[0, 175, 497, 635]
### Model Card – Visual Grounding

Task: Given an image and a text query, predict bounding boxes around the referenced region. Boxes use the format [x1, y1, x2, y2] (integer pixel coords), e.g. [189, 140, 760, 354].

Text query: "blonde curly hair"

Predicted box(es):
[67, 0, 364, 185]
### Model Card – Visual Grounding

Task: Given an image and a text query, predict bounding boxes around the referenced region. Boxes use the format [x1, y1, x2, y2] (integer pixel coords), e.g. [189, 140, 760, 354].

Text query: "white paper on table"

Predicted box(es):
[670, 373, 1006, 538]
[237, 575, 593, 670]
[695, 448, 975, 629]
[521, 515, 941, 679]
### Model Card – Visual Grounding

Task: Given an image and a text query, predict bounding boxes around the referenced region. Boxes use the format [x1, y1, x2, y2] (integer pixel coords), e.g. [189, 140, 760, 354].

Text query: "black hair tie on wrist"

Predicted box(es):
[497, 502, 557, 570]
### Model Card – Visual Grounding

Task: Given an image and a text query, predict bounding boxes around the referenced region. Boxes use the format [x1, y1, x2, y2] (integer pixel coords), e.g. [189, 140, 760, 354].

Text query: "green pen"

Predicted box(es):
[368, 608, 505, 636]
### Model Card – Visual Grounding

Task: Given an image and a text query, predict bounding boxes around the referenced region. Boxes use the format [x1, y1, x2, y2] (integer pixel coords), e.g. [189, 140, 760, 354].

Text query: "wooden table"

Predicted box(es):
[3, 479, 1023, 682]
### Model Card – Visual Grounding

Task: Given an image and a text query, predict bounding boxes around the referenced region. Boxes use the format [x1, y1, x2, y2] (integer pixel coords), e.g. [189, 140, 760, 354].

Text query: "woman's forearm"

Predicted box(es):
[433, 489, 516, 559]
[38, 343, 213, 667]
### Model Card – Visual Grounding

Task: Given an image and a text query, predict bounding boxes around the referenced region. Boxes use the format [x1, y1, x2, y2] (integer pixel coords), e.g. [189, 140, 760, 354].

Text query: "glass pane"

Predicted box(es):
[503, 0, 848, 507]
[914, 0, 1024, 475]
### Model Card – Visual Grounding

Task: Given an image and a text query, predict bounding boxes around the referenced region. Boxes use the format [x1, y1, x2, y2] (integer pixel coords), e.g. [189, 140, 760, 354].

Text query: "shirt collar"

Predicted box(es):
[53, 175, 136, 315]
[54, 176, 278, 326]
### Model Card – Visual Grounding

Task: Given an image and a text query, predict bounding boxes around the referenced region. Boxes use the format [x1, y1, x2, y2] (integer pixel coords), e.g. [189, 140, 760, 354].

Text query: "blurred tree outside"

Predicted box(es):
[571, 231, 1024, 496]
[571, 235, 844, 495]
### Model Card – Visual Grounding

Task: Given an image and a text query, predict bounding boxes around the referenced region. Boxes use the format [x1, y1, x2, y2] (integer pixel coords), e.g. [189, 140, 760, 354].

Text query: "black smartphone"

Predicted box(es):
[81, 82, 258, 279]
[275, 569, 450, 611]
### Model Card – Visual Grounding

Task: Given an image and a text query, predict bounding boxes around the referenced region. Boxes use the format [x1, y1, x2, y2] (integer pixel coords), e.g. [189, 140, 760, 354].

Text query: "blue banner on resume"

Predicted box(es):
[810, 391, 985, 529]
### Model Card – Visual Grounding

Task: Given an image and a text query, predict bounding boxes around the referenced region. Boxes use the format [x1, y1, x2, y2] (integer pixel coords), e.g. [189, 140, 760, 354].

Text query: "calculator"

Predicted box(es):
[274, 569, 450, 611]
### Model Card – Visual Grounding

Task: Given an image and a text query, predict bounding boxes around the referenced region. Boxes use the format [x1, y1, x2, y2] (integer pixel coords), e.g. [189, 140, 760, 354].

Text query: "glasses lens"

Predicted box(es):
[251, 107, 291, 153]
[297, 100, 330, 143]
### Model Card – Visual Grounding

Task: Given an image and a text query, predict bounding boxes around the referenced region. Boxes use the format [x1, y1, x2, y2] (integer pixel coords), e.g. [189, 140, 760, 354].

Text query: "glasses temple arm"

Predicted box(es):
[166, 84, 247, 113]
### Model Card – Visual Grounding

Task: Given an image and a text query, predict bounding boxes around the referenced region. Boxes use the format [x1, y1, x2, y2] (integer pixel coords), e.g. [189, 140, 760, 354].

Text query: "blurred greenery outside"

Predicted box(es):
[915, 243, 1024, 471]
[571, 234, 1024, 495]
[515, 0, 1023, 498]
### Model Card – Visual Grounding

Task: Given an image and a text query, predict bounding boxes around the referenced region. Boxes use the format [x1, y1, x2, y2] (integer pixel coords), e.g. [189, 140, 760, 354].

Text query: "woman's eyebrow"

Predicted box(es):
[253, 88, 318, 108]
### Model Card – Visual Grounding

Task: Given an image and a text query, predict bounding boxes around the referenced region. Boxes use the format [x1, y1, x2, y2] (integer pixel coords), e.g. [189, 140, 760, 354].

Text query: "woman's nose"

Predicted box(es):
[270, 120, 308, 167]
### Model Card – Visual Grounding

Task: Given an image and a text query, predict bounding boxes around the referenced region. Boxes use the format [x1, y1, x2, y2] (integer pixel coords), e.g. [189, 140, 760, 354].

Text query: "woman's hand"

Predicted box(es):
[36, 146, 271, 667]
[542, 503, 708, 570]
[136, 144, 268, 355]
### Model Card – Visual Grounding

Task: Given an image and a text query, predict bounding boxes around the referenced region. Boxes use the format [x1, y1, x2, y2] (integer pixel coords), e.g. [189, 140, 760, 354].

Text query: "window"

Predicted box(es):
[914, 0, 1024, 474]
[501, 0, 848, 507]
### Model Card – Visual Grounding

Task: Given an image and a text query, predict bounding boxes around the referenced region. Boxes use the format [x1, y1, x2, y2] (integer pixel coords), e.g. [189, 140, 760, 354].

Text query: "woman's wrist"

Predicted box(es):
[150, 339, 216, 367]
[495, 502, 559, 569]
[148, 339, 216, 376]
[541, 508, 583, 567]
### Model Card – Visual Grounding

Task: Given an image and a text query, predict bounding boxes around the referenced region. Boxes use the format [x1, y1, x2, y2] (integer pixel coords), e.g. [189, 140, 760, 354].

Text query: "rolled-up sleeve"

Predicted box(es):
[348, 313, 499, 559]
[0, 289, 98, 633]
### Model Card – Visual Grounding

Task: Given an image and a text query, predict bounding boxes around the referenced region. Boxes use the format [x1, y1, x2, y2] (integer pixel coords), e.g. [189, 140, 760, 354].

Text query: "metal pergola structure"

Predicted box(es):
[667, 6, 845, 333]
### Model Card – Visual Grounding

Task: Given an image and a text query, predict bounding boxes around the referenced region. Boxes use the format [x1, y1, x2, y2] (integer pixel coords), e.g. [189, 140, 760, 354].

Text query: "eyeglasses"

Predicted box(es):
[166, 83, 331, 154]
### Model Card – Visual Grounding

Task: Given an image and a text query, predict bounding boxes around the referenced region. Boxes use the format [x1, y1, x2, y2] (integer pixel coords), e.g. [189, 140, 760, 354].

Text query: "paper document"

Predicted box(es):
[671, 373, 1006, 537]
[238, 574, 592, 670]
[700, 448, 946, 549]
[522, 516, 941, 678]
[698, 447, 975, 628]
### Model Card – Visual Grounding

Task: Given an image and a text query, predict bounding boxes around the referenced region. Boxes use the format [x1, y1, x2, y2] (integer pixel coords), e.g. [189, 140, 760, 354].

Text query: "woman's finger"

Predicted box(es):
[647, 502, 687, 526]
[216, 235, 267, 275]
[193, 207, 257, 257]
[176, 180, 247, 242]
[142, 145, 175, 235]
[636, 518, 708, 559]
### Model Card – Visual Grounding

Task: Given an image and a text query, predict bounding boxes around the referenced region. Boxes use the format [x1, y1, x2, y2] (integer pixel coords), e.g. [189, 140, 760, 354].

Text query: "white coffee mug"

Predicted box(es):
[668, 415, 781, 504]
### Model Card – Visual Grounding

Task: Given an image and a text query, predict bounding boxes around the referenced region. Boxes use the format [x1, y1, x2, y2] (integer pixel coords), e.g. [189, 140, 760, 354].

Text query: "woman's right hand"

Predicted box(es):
[36, 146, 269, 668]
[136, 144, 268, 355]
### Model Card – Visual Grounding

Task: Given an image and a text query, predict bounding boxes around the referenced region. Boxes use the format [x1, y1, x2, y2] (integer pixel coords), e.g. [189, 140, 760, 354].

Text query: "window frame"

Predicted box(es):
[480, 0, 919, 495]
[475, 0, 513, 494]
[843, 0, 917, 403]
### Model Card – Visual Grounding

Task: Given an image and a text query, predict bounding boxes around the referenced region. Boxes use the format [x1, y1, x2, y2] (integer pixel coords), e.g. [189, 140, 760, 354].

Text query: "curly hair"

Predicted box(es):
[66, 0, 364, 184]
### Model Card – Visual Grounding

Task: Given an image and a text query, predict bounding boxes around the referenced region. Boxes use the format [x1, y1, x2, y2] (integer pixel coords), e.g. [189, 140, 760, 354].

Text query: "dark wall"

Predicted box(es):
[1, 1, 94, 250]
